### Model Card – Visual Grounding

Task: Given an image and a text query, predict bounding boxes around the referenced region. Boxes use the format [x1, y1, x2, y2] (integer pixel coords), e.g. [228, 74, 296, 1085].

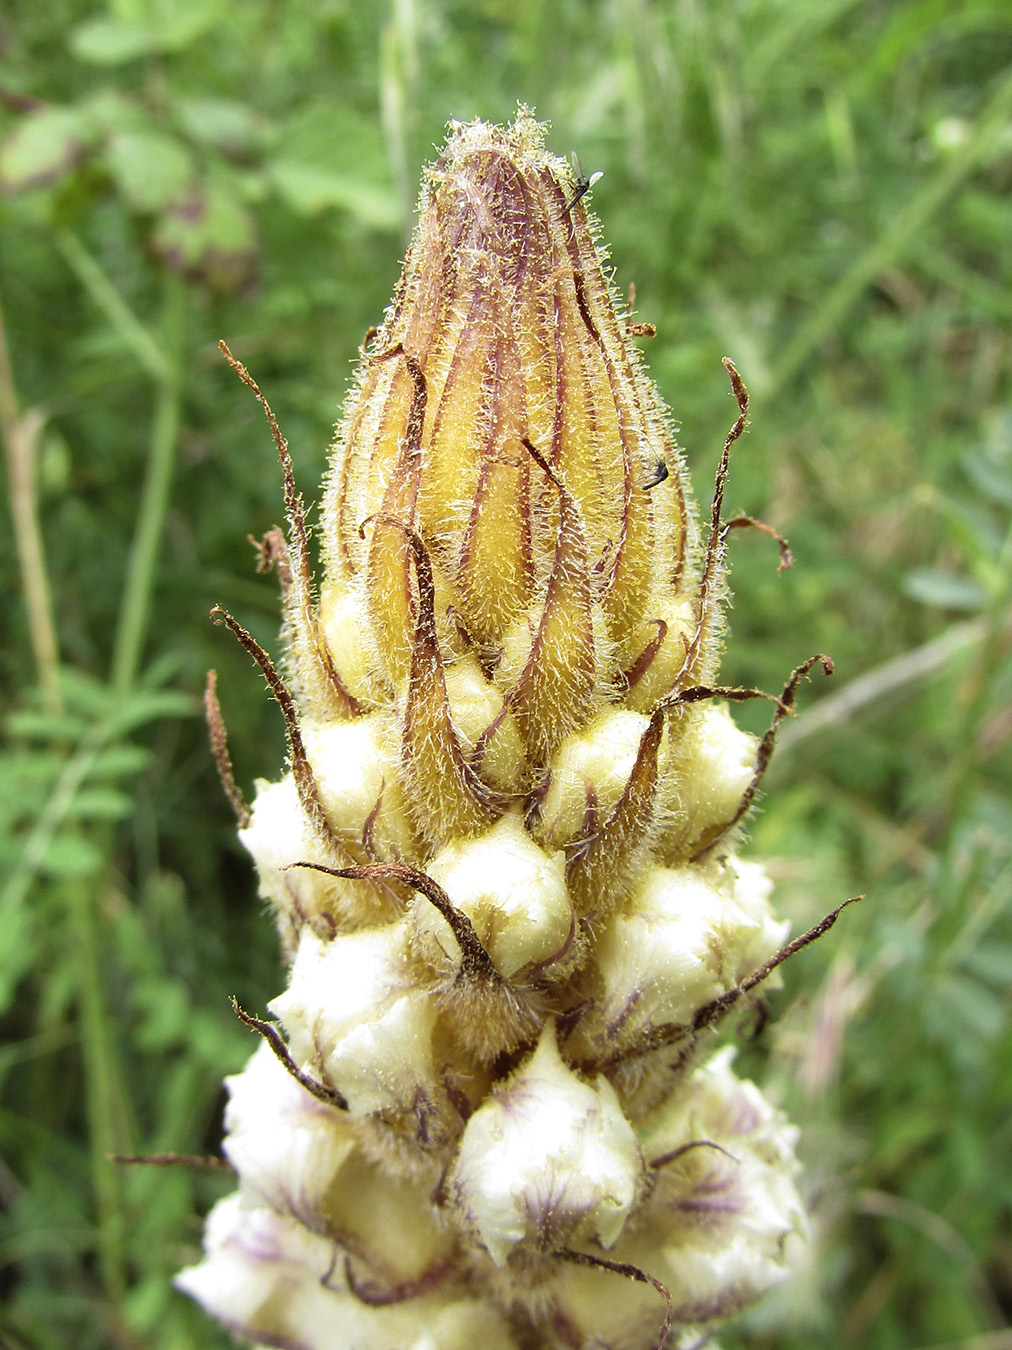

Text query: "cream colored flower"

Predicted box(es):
[179, 109, 823, 1350]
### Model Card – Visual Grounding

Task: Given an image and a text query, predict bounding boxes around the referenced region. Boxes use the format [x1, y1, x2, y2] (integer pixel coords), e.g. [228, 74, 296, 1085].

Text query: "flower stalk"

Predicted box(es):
[179, 109, 841, 1350]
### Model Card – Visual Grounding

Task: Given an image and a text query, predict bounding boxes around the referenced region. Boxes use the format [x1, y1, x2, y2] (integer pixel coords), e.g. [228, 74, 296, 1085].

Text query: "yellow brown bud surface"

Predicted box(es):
[178, 110, 807, 1350]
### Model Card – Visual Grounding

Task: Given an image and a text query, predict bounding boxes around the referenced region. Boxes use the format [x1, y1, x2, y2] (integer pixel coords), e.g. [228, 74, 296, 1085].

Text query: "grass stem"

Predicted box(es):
[0, 279, 63, 716]
[111, 276, 186, 696]
[72, 873, 128, 1311]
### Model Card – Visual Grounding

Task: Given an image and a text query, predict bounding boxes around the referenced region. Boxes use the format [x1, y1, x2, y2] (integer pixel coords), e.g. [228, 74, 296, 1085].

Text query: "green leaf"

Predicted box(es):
[70, 18, 154, 63]
[961, 943, 1012, 987]
[267, 103, 400, 229]
[106, 689, 196, 736]
[902, 568, 989, 611]
[87, 745, 155, 779]
[57, 665, 119, 715]
[0, 750, 67, 792]
[174, 98, 272, 156]
[269, 163, 402, 229]
[37, 833, 105, 879]
[132, 978, 191, 1051]
[69, 0, 223, 64]
[79, 88, 150, 137]
[150, 179, 258, 290]
[934, 972, 1006, 1041]
[63, 787, 134, 822]
[104, 130, 193, 212]
[0, 106, 92, 193]
[965, 446, 1012, 509]
[5, 711, 89, 742]
[0, 904, 35, 1016]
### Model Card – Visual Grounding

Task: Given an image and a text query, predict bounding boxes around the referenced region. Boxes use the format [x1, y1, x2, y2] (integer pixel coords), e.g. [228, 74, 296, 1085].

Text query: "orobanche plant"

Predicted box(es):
[177, 110, 853, 1350]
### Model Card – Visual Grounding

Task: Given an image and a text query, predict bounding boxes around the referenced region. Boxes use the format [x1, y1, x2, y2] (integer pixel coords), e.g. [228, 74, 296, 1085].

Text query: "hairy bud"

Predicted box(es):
[179, 109, 828, 1350]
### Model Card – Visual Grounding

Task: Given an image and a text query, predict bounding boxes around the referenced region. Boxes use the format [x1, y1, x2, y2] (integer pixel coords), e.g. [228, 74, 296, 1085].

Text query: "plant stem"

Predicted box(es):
[380, 0, 418, 233]
[111, 275, 186, 696]
[72, 872, 128, 1311]
[54, 231, 169, 384]
[55, 232, 188, 693]
[48, 237, 190, 1320]
[942, 511, 1012, 858]
[0, 277, 63, 716]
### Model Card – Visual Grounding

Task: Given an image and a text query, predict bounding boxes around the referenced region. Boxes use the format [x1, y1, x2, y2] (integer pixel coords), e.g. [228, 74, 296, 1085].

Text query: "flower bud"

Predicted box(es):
[183, 110, 821, 1350]
[448, 1021, 643, 1265]
[659, 703, 759, 859]
[644, 1047, 808, 1317]
[177, 1194, 507, 1350]
[269, 921, 442, 1124]
[551, 1049, 806, 1343]
[320, 111, 697, 781]
[570, 858, 789, 1058]
[417, 809, 573, 979]
[238, 774, 341, 944]
[536, 709, 652, 849]
[221, 1040, 356, 1218]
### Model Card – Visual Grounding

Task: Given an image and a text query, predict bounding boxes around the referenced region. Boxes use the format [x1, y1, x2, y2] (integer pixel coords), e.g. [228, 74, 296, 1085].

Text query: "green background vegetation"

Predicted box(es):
[1, 2, 1010, 1347]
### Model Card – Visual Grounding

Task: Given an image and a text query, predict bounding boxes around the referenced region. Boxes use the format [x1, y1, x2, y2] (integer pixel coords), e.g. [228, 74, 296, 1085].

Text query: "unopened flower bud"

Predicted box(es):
[660, 703, 759, 859]
[221, 1040, 356, 1217]
[418, 810, 573, 979]
[269, 921, 441, 1122]
[183, 109, 826, 1350]
[570, 858, 789, 1058]
[552, 1049, 806, 1343]
[645, 1047, 807, 1316]
[448, 1021, 643, 1265]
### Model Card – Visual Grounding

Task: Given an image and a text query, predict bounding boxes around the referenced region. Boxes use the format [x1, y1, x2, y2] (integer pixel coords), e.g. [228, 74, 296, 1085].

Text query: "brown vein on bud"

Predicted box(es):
[508, 440, 596, 762]
[458, 433, 533, 645]
[645, 405, 689, 591]
[210, 607, 349, 856]
[332, 367, 383, 578]
[552, 186, 657, 636]
[513, 171, 560, 452]
[211, 610, 415, 934]
[290, 860, 498, 985]
[344, 1255, 452, 1307]
[365, 351, 426, 688]
[231, 997, 348, 1111]
[468, 700, 510, 776]
[649, 1138, 740, 1171]
[566, 708, 664, 912]
[557, 1249, 673, 1350]
[592, 896, 862, 1081]
[416, 288, 493, 552]
[336, 342, 416, 579]
[375, 517, 501, 839]
[546, 279, 567, 468]
[551, 265, 610, 562]
[622, 619, 670, 695]
[292, 855, 538, 1055]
